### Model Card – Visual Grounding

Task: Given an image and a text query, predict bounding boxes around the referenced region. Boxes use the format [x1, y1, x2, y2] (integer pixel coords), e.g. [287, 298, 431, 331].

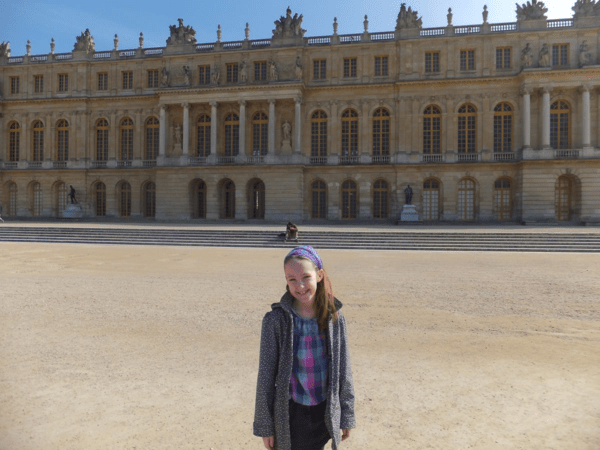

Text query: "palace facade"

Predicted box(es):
[1, 2, 600, 223]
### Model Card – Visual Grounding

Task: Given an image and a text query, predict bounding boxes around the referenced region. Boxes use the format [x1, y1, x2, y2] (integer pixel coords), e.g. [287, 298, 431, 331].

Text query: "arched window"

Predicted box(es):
[373, 179, 389, 219]
[252, 112, 268, 156]
[341, 109, 359, 156]
[458, 104, 476, 153]
[56, 182, 68, 218]
[311, 110, 327, 157]
[493, 103, 513, 153]
[311, 179, 327, 219]
[550, 101, 570, 149]
[32, 120, 44, 161]
[341, 179, 358, 219]
[372, 108, 390, 156]
[95, 182, 106, 217]
[197, 114, 211, 157]
[494, 178, 512, 221]
[96, 119, 109, 161]
[556, 176, 571, 221]
[145, 117, 159, 160]
[120, 118, 134, 161]
[222, 180, 236, 219]
[57, 119, 69, 161]
[423, 106, 441, 154]
[9, 121, 20, 162]
[423, 179, 440, 221]
[143, 182, 156, 218]
[224, 113, 239, 157]
[458, 178, 476, 221]
[194, 180, 207, 218]
[250, 179, 265, 219]
[32, 182, 42, 217]
[119, 181, 131, 218]
[8, 183, 17, 216]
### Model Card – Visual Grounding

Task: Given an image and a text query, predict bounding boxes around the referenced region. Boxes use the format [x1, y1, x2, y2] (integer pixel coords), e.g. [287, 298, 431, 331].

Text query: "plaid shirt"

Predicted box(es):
[288, 308, 328, 406]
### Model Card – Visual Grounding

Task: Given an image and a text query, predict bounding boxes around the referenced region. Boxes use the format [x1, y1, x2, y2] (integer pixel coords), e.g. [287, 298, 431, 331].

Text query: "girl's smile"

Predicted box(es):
[284, 258, 324, 315]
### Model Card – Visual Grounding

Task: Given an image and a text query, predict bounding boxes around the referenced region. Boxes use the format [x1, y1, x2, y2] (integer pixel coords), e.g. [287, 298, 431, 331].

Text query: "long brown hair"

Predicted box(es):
[284, 255, 338, 332]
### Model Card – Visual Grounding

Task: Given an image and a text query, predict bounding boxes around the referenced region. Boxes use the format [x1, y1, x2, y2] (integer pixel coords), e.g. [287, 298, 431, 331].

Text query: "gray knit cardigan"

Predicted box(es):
[253, 291, 356, 450]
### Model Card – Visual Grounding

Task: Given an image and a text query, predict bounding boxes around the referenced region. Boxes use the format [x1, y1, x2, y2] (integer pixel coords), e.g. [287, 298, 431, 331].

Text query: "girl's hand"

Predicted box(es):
[262, 436, 274, 450]
[341, 429, 351, 441]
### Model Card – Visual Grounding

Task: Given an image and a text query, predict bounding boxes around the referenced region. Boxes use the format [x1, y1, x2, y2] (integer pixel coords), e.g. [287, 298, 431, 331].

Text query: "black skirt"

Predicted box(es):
[288, 398, 331, 450]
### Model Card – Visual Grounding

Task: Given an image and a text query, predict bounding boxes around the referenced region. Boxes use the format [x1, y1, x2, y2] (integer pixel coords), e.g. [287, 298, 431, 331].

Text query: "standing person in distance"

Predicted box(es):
[254, 246, 355, 450]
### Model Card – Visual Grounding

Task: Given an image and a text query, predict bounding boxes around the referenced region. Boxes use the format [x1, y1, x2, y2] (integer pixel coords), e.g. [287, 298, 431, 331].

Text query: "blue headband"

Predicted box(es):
[285, 245, 323, 270]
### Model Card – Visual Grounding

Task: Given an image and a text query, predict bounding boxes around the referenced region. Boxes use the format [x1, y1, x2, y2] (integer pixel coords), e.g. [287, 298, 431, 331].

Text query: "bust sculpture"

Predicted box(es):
[521, 43, 533, 68]
[404, 185, 413, 205]
[539, 43, 550, 67]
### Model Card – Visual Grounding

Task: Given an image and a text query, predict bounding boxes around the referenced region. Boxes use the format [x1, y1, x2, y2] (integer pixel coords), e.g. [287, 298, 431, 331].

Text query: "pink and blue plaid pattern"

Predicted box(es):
[289, 309, 328, 406]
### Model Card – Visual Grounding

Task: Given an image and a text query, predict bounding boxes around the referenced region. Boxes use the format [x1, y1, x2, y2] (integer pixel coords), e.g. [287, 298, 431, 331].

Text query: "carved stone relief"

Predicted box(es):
[73, 29, 95, 53]
[272, 7, 306, 38]
[395, 3, 423, 30]
[515, 0, 548, 21]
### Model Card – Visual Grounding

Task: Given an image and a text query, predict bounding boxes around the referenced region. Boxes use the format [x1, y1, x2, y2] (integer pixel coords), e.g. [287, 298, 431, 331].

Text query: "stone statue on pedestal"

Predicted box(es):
[73, 29, 95, 53]
[166, 19, 197, 45]
[521, 43, 533, 68]
[395, 3, 423, 30]
[516, 0, 548, 21]
[68, 185, 78, 204]
[268, 60, 278, 81]
[240, 61, 248, 82]
[211, 67, 220, 85]
[272, 7, 306, 38]
[539, 43, 550, 67]
[161, 67, 169, 87]
[404, 185, 413, 205]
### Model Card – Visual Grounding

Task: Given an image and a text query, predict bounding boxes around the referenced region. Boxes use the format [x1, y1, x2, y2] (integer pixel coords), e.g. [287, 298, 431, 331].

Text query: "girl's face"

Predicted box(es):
[284, 258, 324, 307]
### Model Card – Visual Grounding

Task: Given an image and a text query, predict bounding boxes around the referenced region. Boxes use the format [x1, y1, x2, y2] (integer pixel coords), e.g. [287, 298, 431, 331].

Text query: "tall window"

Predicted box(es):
[556, 176, 571, 221]
[122, 71, 133, 89]
[8, 183, 17, 216]
[425, 51, 440, 73]
[32, 120, 44, 161]
[496, 47, 511, 69]
[460, 50, 476, 71]
[95, 119, 109, 161]
[195, 180, 206, 218]
[343, 58, 357, 78]
[226, 63, 239, 83]
[493, 103, 513, 153]
[372, 108, 390, 156]
[252, 112, 268, 156]
[458, 104, 477, 153]
[224, 113, 239, 156]
[10, 76, 20, 94]
[34, 75, 44, 93]
[57, 183, 68, 218]
[9, 121, 20, 162]
[97, 72, 108, 91]
[375, 56, 388, 76]
[197, 114, 211, 157]
[311, 180, 327, 219]
[58, 74, 69, 92]
[341, 109, 358, 156]
[552, 44, 568, 67]
[311, 110, 327, 157]
[550, 101, 570, 149]
[147, 69, 159, 88]
[254, 61, 267, 81]
[222, 180, 235, 219]
[145, 117, 159, 160]
[423, 179, 440, 221]
[120, 118, 134, 160]
[143, 182, 156, 218]
[250, 180, 265, 219]
[57, 119, 69, 161]
[313, 59, 326, 79]
[373, 179, 389, 219]
[458, 178, 475, 221]
[341, 180, 357, 219]
[198, 65, 211, 84]
[95, 182, 106, 217]
[494, 178, 512, 221]
[119, 182, 131, 218]
[423, 105, 441, 154]
[32, 182, 43, 217]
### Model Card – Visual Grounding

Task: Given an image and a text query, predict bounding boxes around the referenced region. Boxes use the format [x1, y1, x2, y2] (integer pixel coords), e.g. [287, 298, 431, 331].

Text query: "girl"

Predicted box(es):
[253, 246, 355, 450]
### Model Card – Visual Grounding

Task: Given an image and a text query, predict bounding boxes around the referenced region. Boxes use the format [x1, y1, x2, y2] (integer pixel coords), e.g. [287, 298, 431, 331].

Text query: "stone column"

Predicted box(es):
[210, 101, 218, 156]
[134, 109, 143, 161]
[110, 110, 118, 160]
[268, 99, 276, 155]
[522, 89, 531, 148]
[294, 97, 302, 153]
[541, 87, 551, 149]
[582, 86, 591, 148]
[238, 100, 247, 156]
[159, 105, 166, 156]
[182, 102, 190, 155]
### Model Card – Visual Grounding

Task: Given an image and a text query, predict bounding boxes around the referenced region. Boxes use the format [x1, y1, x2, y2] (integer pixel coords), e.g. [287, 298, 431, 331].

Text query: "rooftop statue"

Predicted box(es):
[515, 0, 548, 21]
[396, 3, 423, 30]
[167, 18, 197, 45]
[73, 28, 95, 53]
[272, 6, 306, 38]
[572, 0, 600, 17]
[0, 41, 10, 58]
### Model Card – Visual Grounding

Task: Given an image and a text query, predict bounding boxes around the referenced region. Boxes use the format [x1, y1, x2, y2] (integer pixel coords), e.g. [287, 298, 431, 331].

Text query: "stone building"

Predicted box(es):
[1, 1, 599, 223]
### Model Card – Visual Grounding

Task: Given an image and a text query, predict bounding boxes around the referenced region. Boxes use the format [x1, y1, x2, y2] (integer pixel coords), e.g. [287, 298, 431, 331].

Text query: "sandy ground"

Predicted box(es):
[0, 243, 599, 450]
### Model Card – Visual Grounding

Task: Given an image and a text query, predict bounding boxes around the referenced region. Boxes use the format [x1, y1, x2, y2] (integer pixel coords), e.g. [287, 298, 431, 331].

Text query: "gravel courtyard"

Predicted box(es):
[1, 243, 599, 450]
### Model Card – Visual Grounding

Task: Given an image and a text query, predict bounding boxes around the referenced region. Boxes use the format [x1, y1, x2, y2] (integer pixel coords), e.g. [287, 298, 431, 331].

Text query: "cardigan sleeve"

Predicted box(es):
[253, 311, 279, 437]
[338, 313, 356, 430]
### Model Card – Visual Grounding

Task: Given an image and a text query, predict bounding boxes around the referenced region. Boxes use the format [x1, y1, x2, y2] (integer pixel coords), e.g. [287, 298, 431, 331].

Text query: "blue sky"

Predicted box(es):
[1, 0, 575, 55]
